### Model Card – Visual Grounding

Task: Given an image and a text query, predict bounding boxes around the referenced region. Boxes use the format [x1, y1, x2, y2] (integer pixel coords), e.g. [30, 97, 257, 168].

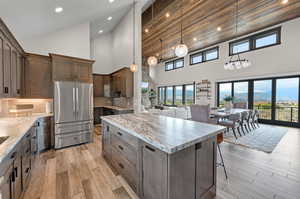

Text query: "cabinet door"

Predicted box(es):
[76, 63, 92, 83]
[0, 165, 13, 199]
[11, 49, 18, 97]
[25, 55, 53, 98]
[102, 122, 111, 160]
[16, 55, 22, 96]
[93, 75, 104, 97]
[52, 60, 75, 81]
[142, 144, 168, 199]
[124, 70, 133, 97]
[0, 35, 4, 96]
[13, 152, 22, 199]
[3, 41, 11, 96]
[195, 139, 216, 198]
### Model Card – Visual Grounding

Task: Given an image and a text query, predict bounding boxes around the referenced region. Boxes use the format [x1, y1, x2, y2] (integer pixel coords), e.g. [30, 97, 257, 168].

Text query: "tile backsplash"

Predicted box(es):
[0, 99, 53, 117]
[112, 97, 133, 108]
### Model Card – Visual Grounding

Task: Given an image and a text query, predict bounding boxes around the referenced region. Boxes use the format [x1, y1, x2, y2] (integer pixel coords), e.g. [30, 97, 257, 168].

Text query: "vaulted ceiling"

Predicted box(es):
[142, 0, 300, 62]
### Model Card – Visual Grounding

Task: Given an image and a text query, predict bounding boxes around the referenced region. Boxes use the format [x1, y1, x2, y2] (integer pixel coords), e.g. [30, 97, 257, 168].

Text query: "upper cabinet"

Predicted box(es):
[0, 18, 25, 98]
[111, 68, 133, 98]
[23, 53, 53, 98]
[51, 54, 94, 83]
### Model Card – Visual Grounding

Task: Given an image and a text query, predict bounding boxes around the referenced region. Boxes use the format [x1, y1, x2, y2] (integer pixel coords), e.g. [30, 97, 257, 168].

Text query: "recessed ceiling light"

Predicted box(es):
[107, 16, 113, 21]
[281, 0, 288, 4]
[145, 28, 149, 33]
[193, 37, 197, 41]
[98, 30, 103, 34]
[165, 12, 170, 18]
[217, 26, 222, 31]
[55, 7, 63, 13]
[109, 0, 115, 3]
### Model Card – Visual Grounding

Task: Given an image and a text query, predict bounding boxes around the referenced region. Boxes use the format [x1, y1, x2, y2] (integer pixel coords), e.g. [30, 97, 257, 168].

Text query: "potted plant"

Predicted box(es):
[149, 89, 156, 108]
[223, 96, 234, 112]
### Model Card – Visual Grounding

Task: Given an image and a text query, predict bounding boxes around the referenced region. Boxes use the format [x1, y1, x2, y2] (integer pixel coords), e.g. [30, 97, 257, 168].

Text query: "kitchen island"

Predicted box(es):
[101, 113, 226, 199]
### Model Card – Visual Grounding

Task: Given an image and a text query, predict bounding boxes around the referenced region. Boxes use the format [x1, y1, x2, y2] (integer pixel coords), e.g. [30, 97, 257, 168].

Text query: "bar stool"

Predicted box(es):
[217, 133, 228, 180]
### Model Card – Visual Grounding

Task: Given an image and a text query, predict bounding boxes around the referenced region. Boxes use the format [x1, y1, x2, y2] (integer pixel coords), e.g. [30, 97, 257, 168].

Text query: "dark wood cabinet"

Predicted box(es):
[110, 68, 133, 98]
[23, 53, 53, 98]
[51, 54, 94, 83]
[0, 18, 25, 98]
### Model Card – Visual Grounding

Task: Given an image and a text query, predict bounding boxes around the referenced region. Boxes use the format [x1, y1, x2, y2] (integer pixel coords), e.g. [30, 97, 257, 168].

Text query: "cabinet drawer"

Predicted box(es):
[111, 129, 138, 150]
[111, 148, 137, 192]
[55, 131, 92, 149]
[111, 134, 137, 167]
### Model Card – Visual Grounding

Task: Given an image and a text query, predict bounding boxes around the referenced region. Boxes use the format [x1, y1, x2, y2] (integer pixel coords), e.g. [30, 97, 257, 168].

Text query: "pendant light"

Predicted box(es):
[147, 1, 158, 66]
[175, 0, 188, 58]
[224, 0, 251, 70]
[130, 0, 138, 72]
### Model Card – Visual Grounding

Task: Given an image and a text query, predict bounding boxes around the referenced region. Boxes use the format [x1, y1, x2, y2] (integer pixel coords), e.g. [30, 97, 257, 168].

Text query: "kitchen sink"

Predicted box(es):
[0, 136, 9, 145]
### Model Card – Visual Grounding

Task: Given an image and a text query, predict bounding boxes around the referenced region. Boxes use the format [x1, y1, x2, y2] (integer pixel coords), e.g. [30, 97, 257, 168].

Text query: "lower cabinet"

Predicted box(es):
[0, 126, 38, 199]
[102, 122, 217, 199]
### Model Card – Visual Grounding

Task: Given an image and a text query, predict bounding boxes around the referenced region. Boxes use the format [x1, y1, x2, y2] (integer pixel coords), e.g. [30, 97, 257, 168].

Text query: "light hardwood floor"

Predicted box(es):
[23, 126, 300, 199]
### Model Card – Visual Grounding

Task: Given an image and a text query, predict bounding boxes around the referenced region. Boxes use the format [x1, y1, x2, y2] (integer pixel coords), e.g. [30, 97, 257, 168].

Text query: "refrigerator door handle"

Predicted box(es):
[76, 87, 79, 116]
[73, 88, 76, 116]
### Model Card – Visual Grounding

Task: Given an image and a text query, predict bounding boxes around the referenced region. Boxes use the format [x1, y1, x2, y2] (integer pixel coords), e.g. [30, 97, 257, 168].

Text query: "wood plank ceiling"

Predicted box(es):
[142, 0, 300, 63]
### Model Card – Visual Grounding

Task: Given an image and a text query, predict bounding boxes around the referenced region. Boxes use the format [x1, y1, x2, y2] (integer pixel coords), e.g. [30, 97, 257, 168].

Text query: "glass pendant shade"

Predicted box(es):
[130, 63, 138, 72]
[175, 43, 188, 57]
[147, 56, 158, 66]
[224, 59, 251, 70]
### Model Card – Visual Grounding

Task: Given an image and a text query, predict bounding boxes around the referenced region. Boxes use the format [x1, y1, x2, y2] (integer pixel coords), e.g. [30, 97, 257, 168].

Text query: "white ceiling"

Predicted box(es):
[0, 0, 137, 41]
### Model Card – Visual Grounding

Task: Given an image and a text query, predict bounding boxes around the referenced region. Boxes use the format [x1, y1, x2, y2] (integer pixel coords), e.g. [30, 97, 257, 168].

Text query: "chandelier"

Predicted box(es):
[224, 0, 251, 70]
[224, 54, 251, 70]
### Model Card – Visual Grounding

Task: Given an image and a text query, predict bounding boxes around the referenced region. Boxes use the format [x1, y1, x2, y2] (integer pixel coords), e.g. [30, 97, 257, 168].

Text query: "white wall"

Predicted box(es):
[21, 23, 91, 59]
[151, 17, 300, 105]
[91, 8, 134, 74]
[91, 33, 113, 74]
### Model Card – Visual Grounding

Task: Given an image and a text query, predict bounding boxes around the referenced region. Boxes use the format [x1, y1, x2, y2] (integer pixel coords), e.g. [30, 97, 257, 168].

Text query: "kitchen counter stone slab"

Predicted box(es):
[0, 113, 53, 164]
[102, 113, 226, 154]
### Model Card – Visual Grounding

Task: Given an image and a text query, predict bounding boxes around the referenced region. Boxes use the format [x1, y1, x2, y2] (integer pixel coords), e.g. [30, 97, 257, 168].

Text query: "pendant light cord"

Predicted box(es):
[132, 0, 136, 64]
[180, 0, 184, 44]
[235, 0, 238, 35]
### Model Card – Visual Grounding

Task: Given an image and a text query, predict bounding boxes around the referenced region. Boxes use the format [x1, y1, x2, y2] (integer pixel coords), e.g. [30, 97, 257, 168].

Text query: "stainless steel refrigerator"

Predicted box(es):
[54, 81, 93, 149]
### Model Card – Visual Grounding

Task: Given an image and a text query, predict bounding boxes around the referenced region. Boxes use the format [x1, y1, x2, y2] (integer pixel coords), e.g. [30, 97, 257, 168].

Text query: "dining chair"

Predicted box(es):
[233, 102, 248, 109]
[252, 109, 260, 128]
[218, 113, 242, 139]
[190, 104, 218, 124]
[240, 111, 249, 135]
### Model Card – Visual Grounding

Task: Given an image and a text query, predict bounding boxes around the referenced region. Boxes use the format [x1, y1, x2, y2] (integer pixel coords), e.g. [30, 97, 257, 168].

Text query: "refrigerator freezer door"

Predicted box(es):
[76, 83, 93, 121]
[54, 81, 76, 123]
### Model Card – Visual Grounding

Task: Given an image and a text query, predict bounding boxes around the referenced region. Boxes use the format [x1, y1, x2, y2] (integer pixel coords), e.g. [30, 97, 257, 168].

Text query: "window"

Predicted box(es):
[218, 83, 232, 107]
[175, 86, 183, 105]
[158, 84, 195, 106]
[158, 87, 165, 104]
[165, 58, 184, 71]
[217, 75, 300, 128]
[233, 82, 249, 104]
[254, 31, 279, 49]
[231, 39, 250, 54]
[185, 84, 195, 105]
[190, 47, 219, 65]
[229, 27, 281, 55]
[166, 86, 174, 105]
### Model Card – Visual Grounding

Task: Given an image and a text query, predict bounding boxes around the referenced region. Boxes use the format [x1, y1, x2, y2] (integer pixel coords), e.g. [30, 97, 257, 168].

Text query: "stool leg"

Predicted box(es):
[218, 144, 228, 180]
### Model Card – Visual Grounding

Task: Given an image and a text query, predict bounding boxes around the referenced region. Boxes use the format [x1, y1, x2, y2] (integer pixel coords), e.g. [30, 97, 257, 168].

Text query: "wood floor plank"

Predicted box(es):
[22, 126, 300, 199]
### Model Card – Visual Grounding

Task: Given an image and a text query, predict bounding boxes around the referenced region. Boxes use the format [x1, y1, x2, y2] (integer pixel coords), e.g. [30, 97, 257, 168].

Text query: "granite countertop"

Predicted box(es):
[94, 105, 134, 111]
[101, 113, 226, 154]
[0, 113, 53, 164]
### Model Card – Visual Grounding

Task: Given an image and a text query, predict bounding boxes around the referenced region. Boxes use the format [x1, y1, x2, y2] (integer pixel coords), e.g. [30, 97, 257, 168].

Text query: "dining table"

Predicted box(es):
[210, 108, 251, 119]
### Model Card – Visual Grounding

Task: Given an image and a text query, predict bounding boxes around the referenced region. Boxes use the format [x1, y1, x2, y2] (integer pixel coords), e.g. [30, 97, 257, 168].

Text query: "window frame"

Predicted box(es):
[157, 83, 195, 106]
[165, 58, 184, 71]
[190, 46, 219, 65]
[229, 27, 281, 56]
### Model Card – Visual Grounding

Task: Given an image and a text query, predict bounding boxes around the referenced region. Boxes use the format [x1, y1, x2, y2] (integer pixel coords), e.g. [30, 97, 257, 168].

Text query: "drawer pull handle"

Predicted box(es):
[118, 145, 124, 151]
[145, 145, 156, 152]
[118, 163, 124, 169]
[14, 168, 18, 178]
[106, 126, 109, 132]
[26, 148, 30, 153]
[10, 152, 17, 159]
[4, 87, 8, 94]
[26, 133, 30, 138]
[73, 137, 78, 140]
[25, 168, 30, 174]
[117, 132, 122, 136]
